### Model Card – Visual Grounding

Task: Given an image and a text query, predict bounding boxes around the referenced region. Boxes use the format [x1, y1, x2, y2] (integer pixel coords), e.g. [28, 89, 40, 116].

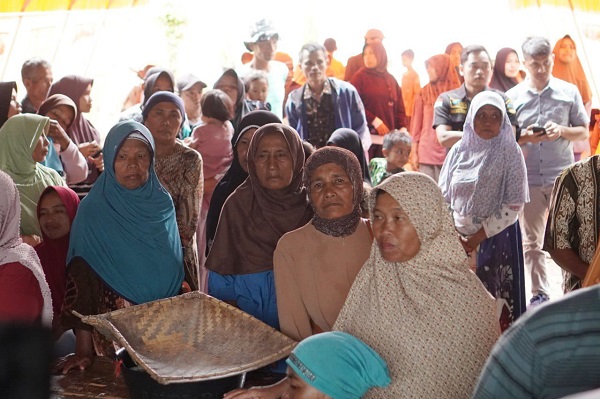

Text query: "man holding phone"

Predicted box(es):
[507, 36, 589, 306]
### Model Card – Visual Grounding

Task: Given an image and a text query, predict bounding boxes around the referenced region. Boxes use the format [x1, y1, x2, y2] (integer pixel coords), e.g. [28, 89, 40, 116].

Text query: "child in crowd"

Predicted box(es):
[244, 71, 271, 111]
[369, 130, 412, 186]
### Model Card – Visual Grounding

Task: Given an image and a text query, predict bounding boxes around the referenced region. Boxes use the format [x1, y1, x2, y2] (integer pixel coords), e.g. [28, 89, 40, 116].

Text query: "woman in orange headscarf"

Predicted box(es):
[552, 35, 592, 115]
[410, 54, 461, 182]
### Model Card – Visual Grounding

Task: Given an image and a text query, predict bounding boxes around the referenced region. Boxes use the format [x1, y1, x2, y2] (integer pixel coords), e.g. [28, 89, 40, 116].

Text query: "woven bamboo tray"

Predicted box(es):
[79, 291, 297, 385]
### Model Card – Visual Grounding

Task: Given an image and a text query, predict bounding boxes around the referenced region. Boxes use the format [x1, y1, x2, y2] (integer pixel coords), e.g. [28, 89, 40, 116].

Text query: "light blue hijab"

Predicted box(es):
[67, 120, 183, 304]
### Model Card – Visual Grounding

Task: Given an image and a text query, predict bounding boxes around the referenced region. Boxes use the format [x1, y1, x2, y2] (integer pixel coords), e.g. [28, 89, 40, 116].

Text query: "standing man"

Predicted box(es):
[237, 19, 289, 119]
[344, 29, 384, 82]
[20, 58, 53, 114]
[434, 45, 518, 148]
[507, 36, 589, 306]
[286, 43, 369, 150]
[323, 38, 345, 80]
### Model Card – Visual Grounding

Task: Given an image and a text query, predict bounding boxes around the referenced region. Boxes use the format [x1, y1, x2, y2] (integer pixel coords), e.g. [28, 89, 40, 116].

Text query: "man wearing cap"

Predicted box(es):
[324, 38, 345, 80]
[177, 73, 207, 132]
[237, 19, 289, 119]
[344, 29, 384, 82]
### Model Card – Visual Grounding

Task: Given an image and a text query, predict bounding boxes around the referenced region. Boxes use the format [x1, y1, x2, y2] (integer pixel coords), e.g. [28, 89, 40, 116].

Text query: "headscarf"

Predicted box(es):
[141, 91, 185, 128]
[214, 69, 251, 131]
[48, 75, 102, 184]
[327, 128, 372, 185]
[34, 186, 79, 323]
[438, 91, 529, 219]
[489, 48, 522, 92]
[334, 173, 499, 398]
[287, 331, 391, 399]
[205, 123, 312, 275]
[67, 121, 184, 304]
[0, 81, 17, 128]
[445, 42, 464, 83]
[205, 110, 281, 254]
[363, 42, 388, 73]
[421, 54, 461, 107]
[304, 146, 363, 237]
[552, 35, 593, 105]
[142, 70, 175, 106]
[0, 114, 65, 236]
[0, 171, 52, 326]
[38, 94, 78, 174]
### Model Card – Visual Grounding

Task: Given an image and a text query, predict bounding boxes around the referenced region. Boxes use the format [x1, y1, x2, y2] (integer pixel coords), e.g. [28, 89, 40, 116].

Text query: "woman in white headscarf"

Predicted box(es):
[439, 91, 529, 331]
[334, 172, 499, 398]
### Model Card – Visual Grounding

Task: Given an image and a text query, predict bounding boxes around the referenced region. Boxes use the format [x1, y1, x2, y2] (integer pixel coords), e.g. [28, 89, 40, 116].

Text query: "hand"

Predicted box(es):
[409, 153, 419, 172]
[376, 122, 390, 136]
[78, 141, 102, 158]
[52, 353, 93, 374]
[521, 124, 549, 144]
[47, 120, 71, 151]
[461, 228, 487, 254]
[88, 152, 104, 172]
[544, 121, 562, 141]
[21, 235, 41, 247]
[459, 235, 474, 254]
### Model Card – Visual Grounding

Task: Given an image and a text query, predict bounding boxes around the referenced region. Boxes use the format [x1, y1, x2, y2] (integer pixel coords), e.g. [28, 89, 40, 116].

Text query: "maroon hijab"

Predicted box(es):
[34, 186, 80, 323]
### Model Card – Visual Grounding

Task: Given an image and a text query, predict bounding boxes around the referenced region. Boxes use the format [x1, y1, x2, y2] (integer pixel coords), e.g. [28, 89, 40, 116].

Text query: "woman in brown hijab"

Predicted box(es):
[205, 123, 312, 331]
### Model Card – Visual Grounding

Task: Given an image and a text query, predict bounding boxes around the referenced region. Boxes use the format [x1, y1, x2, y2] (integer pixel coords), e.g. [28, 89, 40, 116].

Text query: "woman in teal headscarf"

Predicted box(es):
[54, 120, 184, 375]
[0, 114, 65, 242]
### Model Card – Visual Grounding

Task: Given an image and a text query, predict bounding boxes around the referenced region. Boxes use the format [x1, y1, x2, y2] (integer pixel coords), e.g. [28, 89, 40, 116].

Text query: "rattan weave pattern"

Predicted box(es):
[80, 291, 297, 384]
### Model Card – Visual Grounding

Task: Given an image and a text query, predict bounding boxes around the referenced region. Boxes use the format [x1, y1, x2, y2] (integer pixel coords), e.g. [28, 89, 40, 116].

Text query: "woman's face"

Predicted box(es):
[38, 190, 71, 240]
[282, 368, 329, 399]
[504, 52, 521, 79]
[152, 74, 174, 94]
[426, 64, 438, 83]
[253, 131, 294, 190]
[143, 102, 183, 148]
[363, 45, 378, 69]
[237, 128, 257, 173]
[473, 104, 502, 140]
[31, 132, 50, 163]
[449, 44, 462, 67]
[372, 191, 420, 262]
[78, 83, 92, 113]
[114, 138, 151, 190]
[215, 75, 239, 104]
[46, 104, 75, 131]
[309, 162, 354, 220]
[8, 88, 21, 119]
[558, 38, 576, 64]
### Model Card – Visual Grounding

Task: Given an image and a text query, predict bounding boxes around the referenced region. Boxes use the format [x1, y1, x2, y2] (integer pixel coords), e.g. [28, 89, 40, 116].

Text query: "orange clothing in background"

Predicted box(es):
[552, 35, 592, 105]
[401, 68, 421, 118]
[327, 56, 346, 80]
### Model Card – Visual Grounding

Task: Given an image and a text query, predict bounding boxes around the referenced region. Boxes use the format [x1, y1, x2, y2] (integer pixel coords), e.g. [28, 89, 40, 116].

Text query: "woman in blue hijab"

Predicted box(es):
[53, 120, 184, 375]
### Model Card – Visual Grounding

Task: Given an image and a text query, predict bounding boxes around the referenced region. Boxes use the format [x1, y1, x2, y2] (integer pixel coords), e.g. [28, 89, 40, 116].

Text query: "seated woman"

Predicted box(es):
[38, 94, 89, 184]
[334, 172, 499, 398]
[205, 123, 312, 331]
[54, 121, 184, 374]
[0, 114, 66, 245]
[326, 128, 372, 185]
[439, 91, 528, 331]
[205, 110, 282, 256]
[0, 81, 21, 127]
[0, 170, 52, 326]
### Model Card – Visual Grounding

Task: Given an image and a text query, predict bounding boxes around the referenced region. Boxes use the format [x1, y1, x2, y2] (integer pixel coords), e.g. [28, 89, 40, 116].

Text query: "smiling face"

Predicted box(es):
[309, 162, 354, 220]
[253, 131, 294, 191]
[372, 191, 420, 262]
[38, 190, 71, 240]
[473, 104, 503, 140]
[31, 132, 49, 163]
[113, 138, 151, 190]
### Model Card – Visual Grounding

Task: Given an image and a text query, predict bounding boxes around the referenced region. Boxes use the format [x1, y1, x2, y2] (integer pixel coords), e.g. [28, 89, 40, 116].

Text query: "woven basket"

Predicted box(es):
[79, 291, 297, 385]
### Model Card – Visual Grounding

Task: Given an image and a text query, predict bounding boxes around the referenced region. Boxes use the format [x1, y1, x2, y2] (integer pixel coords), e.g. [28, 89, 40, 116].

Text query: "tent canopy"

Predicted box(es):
[1, 0, 146, 13]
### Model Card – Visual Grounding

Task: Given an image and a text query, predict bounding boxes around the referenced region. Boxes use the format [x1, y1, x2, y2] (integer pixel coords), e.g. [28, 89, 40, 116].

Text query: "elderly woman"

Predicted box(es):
[142, 91, 203, 291]
[54, 120, 184, 374]
[0, 170, 52, 326]
[334, 172, 499, 398]
[0, 114, 65, 243]
[48, 75, 103, 189]
[205, 123, 312, 331]
[38, 94, 88, 184]
[205, 110, 282, 255]
[439, 91, 528, 331]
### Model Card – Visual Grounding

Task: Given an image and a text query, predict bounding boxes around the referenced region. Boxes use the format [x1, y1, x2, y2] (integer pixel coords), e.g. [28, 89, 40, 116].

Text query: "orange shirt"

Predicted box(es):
[401, 68, 421, 117]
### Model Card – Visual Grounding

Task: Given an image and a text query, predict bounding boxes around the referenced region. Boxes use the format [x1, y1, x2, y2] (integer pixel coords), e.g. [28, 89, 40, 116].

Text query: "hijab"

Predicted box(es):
[0, 170, 52, 326]
[214, 69, 252, 131]
[142, 70, 175, 106]
[327, 128, 372, 185]
[0, 81, 17, 128]
[445, 42, 464, 84]
[304, 146, 363, 238]
[48, 75, 102, 183]
[67, 121, 184, 304]
[205, 110, 281, 254]
[438, 91, 528, 219]
[287, 331, 391, 399]
[37, 94, 78, 174]
[552, 35, 593, 105]
[421, 54, 461, 107]
[205, 123, 312, 275]
[0, 114, 65, 236]
[334, 173, 499, 398]
[489, 48, 522, 92]
[35, 186, 79, 323]
[363, 42, 388, 73]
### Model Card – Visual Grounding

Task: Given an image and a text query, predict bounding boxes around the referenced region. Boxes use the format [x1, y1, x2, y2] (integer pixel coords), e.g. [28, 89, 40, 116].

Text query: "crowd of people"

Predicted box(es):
[1, 17, 600, 399]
